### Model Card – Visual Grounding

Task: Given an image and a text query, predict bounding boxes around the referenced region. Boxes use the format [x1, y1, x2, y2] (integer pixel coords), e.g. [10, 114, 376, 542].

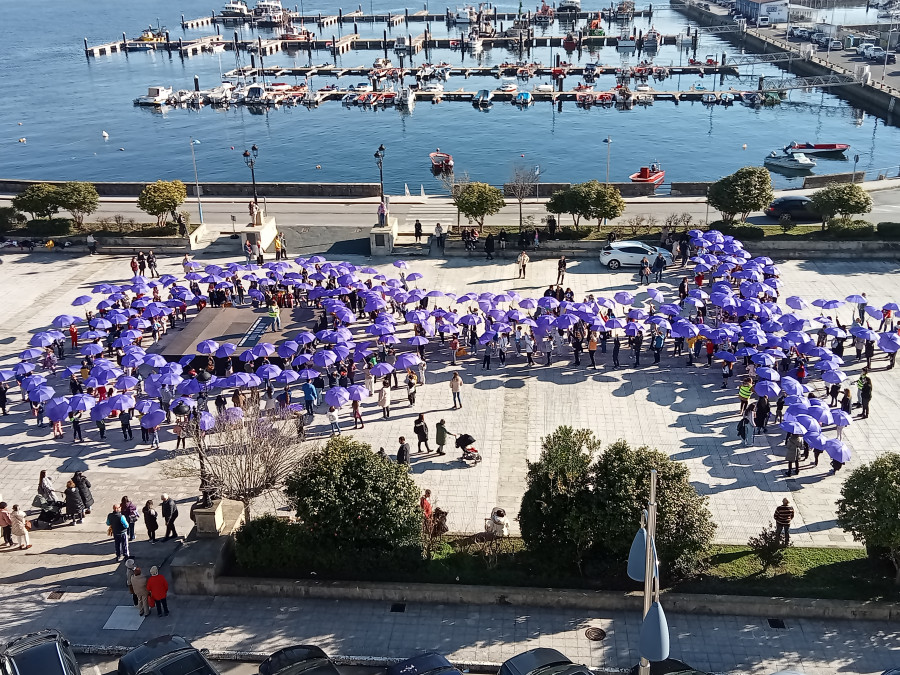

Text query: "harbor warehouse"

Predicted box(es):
[735, 0, 788, 22]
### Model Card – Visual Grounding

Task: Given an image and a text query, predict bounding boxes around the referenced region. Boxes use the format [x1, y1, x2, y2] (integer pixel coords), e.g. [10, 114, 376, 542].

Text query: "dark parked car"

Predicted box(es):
[259, 646, 341, 675]
[386, 652, 463, 675]
[117, 635, 219, 675]
[0, 630, 82, 675]
[499, 648, 592, 675]
[627, 658, 709, 675]
[764, 195, 819, 221]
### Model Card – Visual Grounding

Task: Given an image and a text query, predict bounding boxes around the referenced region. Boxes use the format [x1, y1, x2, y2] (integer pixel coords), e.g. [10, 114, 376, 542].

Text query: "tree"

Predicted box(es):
[506, 165, 540, 231]
[56, 182, 99, 228]
[284, 435, 422, 556]
[453, 181, 505, 228]
[519, 427, 600, 572]
[810, 182, 873, 231]
[836, 453, 900, 584]
[590, 440, 716, 579]
[546, 187, 581, 228]
[707, 167, 774, 224]
[579, 180, 626, 229]
[12, 183, 60, 220]
[164, 409, 304, 521]
[137, 180, 187, 226]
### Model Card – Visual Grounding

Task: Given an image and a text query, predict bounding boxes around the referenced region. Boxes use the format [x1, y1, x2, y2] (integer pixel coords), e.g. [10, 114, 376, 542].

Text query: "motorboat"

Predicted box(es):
[534, 1, 554, 24]
[257, 11, 288, 27]
[207, 82, 236, 104]
[133, 86, 173, 106]
[454, 5, 478, 23]
[515, 91, 533, 106]
[630, 162, 665, 184]
[701, 92, 718, 103]
[784, 141, 850, 156]
[576, 92, 595, 106]
[394, 35, 409, 52]
[373, 57, 393, 68]
[643, 27, 660, 50]
[244, 83, 270, 104]
[474, 89, 494, 106]
[136, 28, 166, 43]
[764, 151, 816, 171]
[125, 41, 156, 52]
[617, 28, 636, 48]
[255, 0, 282, 13]
[422, 82, 444, 92]
[463, 30, 483, 53]
[221, 0, 251, 18]
[398, 86, 416, 109]
[280, 27, 315, 42]
[429, 149, 454, 172]
[563, 32, 578, 50]
[557, 0, 580, 13]
[534, 82, 554, 92]
[499, 78, 518, 93]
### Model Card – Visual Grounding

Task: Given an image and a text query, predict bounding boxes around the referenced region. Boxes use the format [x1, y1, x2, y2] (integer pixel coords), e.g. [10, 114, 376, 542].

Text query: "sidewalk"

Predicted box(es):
[1, 583, 897, 674]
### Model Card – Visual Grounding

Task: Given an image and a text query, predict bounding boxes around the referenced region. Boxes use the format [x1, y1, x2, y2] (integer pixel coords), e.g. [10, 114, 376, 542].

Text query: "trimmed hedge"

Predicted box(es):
[828, 219, 876, 239]
[719, 224, 765, 240]
[25, 218, 72, 236]
[876, 222, 900, 239]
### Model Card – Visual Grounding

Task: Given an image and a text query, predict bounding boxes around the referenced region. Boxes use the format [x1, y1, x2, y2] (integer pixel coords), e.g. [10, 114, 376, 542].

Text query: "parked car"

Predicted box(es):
[828, 40, 843, 50]
[499, 648, 592, 675]
[118, 635, 219, 675]
[626, 658, 710, 675]
[599, 240, 674, 270]
[795, 28, 810, 39]
[764, 196, 819, 221]
[259, 645, 341, 675]
[857, 42, 875, 55]
[386, 653, 463, 675]
[0, 630, 82, 675]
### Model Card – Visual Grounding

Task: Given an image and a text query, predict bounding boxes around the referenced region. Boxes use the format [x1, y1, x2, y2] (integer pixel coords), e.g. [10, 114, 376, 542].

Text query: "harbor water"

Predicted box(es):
[3, 0, 900, 191]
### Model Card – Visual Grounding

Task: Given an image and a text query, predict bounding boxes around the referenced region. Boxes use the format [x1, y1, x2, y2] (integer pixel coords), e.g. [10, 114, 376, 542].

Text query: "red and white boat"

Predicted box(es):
[429, 149, 454, 173]
[784, 141, 850, 156]
[630, 162, 665, 185]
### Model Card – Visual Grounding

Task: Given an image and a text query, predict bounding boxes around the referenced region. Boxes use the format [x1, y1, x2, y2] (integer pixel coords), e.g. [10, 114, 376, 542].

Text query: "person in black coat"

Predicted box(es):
[72, 471, 94, 514]
[64, 480, 85, 525]
[161, 494, 179, 541]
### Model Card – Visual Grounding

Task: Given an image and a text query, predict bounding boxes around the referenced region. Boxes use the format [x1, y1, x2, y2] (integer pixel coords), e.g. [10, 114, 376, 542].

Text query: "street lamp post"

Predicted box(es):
[627, 469, 670, 675]
[189, 137, 204, 225]
[374, 143, 386, 198]
[852, 154, 860, 183]
[243, 144, 260, 203]
[603, 136, 612, 185]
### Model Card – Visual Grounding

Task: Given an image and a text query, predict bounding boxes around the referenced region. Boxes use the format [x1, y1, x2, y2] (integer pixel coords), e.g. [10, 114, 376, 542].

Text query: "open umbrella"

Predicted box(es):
[256, 364, 283, 380]
[312, 350, 338, 368]
[198, 411, 217, 432]
[395, 352, 422, 369]
[324, 387, 350, 408]
[754, 381, 780, 398]
[274, 370, 301, 385]
[108, 393, 136, 410]
[295, 368, 320, 380]
[134, 399, 160, 415]
[46, 398, 71, 423]
[825, 438, 851, 463]
[347, 384, 370, 400]
[370, 362, 395, 377]
[780, 420, 806, 434]
[140, 409, 167, 429]
[68, 394, 96, 412]
[831, 409, 852, 428]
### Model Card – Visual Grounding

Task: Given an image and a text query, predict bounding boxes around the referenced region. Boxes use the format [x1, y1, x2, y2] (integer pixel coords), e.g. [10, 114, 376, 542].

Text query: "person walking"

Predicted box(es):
[517, 250, 530, 279]
[0, 502, 13, 547]
[326, 406, 341, 435]
[143, 499, 159, 544]
[378, 384, 391, 419]
[639, 257, 651, 285]
[10, 505, 31, 550]
[121, 496, 139, 541]
[721, 360, 733, 389]
[106, 504, 129, 561]
[396, 437, 411, 466]
[147, 567, 170, 617]
[64, 480, 85, 525]
[773, 498, 795, 546]
[435, 418, 453, 456]
[351, 399, 364, 429]
[784, 433, 802, 477]
[738, 378, 753, 415]
[484, 233, 495, 260]
[450, 372, 463, 409]
[120, 408, 134, 441]
[651, 253, 667, 283]
[413, 413, 431, 453]
[161, 494, 179, 541]
[861, 376, 873, 419]
[131, 567, 150, 617]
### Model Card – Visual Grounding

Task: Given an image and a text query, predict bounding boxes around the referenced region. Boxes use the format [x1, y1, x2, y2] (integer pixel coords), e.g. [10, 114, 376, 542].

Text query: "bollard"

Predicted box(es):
[122, 31, 127, 47]
[384, 28, 388, 58]
[194, 74, 200, 91]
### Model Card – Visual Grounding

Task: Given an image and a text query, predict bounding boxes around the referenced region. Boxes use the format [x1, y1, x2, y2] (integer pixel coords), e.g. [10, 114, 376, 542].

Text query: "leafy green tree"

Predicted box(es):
[836, 453, 900, 584]
[0, 206, 26, 233]
[12, 183, 60, 220]
[137, 180, 187, 226]
[56, 182, 99, 228]
[707, 167, 774, 224]
[519, 427, 600, 572]
[590, 440, 716, 579]
[453, 181, 505, 228]
[546, 187, 581, 228]
[546, 181, 625, 230]
[284, 435, 422, 556]
[810, 183, 873, 231]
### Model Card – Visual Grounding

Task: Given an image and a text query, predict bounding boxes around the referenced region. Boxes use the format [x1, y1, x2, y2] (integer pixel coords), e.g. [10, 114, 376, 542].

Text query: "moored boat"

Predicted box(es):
[221, 0, 251, 18]
[784, 141, 850, 156]
[534, 1, 554, 23]
[133, 86, 173, 106]
[630, 162, 665, 184]
[429, 149, 454, 172]
[643, 27, 660, 50]
[515, 91, 533, 106]
[563, 32, 578, 50]
[764, 151, 816, 171]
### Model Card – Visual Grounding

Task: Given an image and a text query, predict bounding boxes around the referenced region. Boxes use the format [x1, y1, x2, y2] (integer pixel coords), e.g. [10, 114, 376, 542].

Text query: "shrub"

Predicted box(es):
[25, 218, 72, 236]
[747, 522, 791, 569]
[707, 167, 774, 224]
[720, 224, 765, 240]
[233, 514, 304, 574]
[779, 213, 795, 234]
[876, 222, 900, 239]
[0, 207, 25, 233]
[12, 183, 60, 220]
[828, 219, 875, 239]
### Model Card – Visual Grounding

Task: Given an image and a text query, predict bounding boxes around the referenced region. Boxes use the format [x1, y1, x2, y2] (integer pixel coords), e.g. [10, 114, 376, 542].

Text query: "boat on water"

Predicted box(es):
[576, 92, 595, 106]
[280, 26, 315, 42]
[701, 92, 717, 103]
[533, 83, 554, 93]
[630, 162, 665, 185]
[499, 78, 518, 93]
[125, 41, 156, 52]
[784, 141, 850, 156]
[474, 89, 494, 106]
[394, 35, 409, 52]
[206, 82, 236, 104]
[255, 0, 282, 13]
[515, 91, 533, 106]
[422, 82, 444, 93]
[221, 0, 251, 18]
[557, 0, 580, 13]
[454, 5, 477, 23]
[398, 86, 416, 109]
[563, 32, 578, 50]
[764, 151, 816, 171]
[136, 28, 166, 43]
[133, 86, 173, 106]
[534, 1, 555, 23]
[643, 27, 660, 50]
[617, 28, 636, 48]
[429, 149, 454, 173]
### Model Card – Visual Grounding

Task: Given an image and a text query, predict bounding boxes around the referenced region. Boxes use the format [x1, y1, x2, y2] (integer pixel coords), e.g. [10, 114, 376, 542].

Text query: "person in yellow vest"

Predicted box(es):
[273, 235, 282, 261]
[268, 304, 281, 332]
[738, 378, 753, 415]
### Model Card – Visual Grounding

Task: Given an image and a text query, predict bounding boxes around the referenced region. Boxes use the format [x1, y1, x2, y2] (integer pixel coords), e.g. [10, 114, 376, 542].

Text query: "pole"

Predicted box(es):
[250, 162, 258, 202]
[638, 469, 658, 675]
[379, 161, 384, 198]
[605, 136, 611, 184]
[189, 138, 204, 224]
[705, 186, 710, 225]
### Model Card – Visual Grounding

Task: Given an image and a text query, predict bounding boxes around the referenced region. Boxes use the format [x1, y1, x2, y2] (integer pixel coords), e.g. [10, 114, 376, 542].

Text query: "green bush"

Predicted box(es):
[828, 219, 875, 239]
[140, 225, 178, 237]
[747, 522, 792, 569]
[0, 207, 25, 233]
[876, 222, 900, 239]
[25, 218, 72, 236]
[720, 224, 765, 240]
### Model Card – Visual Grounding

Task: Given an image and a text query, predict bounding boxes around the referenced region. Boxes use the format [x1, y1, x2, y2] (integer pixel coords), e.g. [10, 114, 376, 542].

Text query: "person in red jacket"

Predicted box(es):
[146, 566, 170, 617]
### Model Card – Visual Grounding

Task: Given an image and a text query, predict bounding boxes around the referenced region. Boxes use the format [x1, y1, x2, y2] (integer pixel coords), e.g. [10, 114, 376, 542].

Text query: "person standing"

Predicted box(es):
[301, 379, 317, 418]
[651, 331, 664, 365]
[855, 369, 869, 408]
[326, 406, 341, 435]
[784, 433, 801, 477]
[773, 498, 795, 546]
[450, 372, 463, 409]
[556, 256, 567, 285]
[38, 470, 55, 500]
[413, 413, 431, 453]
[131, 567, 150, 617]
[639, 257, 651, 285]
[147, 567, 170, 617]
[396, 437, 410, 466]
[273, 234, 282, 261]
[861, 376, 873, 419]
[857, 293, 867, 323]
[64, 481, 85, 525]
[120, 408, 134, 441]
[244, 239, 252, 265]
[738, 378, 753, 415]
[435, 418, 452, 456]
[130, 257, 139, 275]
[612, 334, 621, 367]
[755, 395, 770, 434]
[121, 496, 139, 541]
[378, 384, 391, 419]
[143, 499, 159, 544]
[651, 253, 667, 283]
[0, 381, 8, 416]
[351, 399, 364, 429]
[0, 502, 12, 547]
[161, 494, 179, 541]
[632, 332, 643, 366]
[484, 233, 495, 260]
[406, 370, 418, 406]
[106, 504, 129, 561]
[517, 250, 530, 279]
[10, 505, 30, 550]
[147, 250, 159, 278]
[433, 223, 444, 248]
[414, 219, 423, 243]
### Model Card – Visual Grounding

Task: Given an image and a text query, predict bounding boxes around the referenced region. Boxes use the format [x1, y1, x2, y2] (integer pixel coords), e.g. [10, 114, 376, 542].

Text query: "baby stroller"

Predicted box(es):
[32, 494, 66, 529]
[456, 433, 481, 465]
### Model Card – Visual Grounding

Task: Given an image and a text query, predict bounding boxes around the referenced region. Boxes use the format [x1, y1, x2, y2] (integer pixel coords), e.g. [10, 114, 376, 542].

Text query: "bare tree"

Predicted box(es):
[506, 165, 540, 232]
[163, 408, 306, 521]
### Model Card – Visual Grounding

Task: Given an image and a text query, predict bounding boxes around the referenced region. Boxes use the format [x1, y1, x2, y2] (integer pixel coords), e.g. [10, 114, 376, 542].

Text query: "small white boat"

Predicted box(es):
[499, 78, 518, 93]
[206, 82, 235, 104]
[133, 86, 173, 106]
[557, 0, 580, 12]
[474, 88, 494, 105]
[454, 5, 477, 23]
[515, 91, 533, 106]
[221, 0, 251, 18]
[398, 86, 416, 109]
[764, 151, 817, 171]
[643, 27, 660, 50]
[394, 36, 409, 52]
[244, 83, 270, 104]
[255, 0, 282, 12]
[534, 82, 554, 93]
[617, 28, 636, 48]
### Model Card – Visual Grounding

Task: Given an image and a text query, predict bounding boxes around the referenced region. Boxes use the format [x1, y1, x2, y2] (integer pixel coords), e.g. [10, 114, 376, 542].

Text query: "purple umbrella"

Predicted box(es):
[714, 351, 736, 362]
[370, 362, 395, 377]
[251, 343, 276, 358]
[831, 409, 852, 428]
[29, 386, 55, 403]
[116, 375, 139, 390]
[221, 373, 255, 388]
[274, 370, 301, 384]
[296, 368, 320, 380]
[277, 341, 300, 358]
[197, 339, 219, 355]
[393, 260, 409, 269]
[754, 381, 780, 398]
[780, 420, 806, 434]
[347, 384, 370, 400]
[614, 292, 635, 306]
[312, 350, 338, 368]
[825, 439, 851, 463]
[199, 411, 217, 431]
[822, 370, 847, 384]
[324, 387, 350, 408]
[780, 377, 805, 396]
[108, 393, 136, 410]
[408, 336, 429, 346]
[46, 398, 71, 423]
[68, 394, 96, 412]
[134, 399, 160, 415]
[395, 352, 422, 369]
[140, 409, 167, 429]
[256, 364, 283, 379]
[215, 343, 237, 358]
[72, 295, 93, 306]
[90, 401, 112, 421]
[756, 367, 780, 381]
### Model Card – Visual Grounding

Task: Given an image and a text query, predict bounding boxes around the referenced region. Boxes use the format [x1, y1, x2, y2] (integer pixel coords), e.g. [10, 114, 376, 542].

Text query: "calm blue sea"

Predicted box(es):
[2, 0, 898, 191]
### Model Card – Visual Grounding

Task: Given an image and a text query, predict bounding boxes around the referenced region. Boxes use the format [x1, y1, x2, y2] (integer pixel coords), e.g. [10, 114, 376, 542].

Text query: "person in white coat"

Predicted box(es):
[10, 505, 30, 550]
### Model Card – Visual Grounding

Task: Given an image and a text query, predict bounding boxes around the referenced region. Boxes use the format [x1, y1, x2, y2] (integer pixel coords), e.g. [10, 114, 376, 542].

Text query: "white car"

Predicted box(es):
[599, 240, 674, 270]
[857, 42, 875, 56]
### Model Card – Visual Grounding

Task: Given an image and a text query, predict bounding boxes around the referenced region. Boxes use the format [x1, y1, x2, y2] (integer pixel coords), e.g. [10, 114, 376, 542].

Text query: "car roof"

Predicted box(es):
[259, 646, 338, 675]
[609, 240, 652, 248]
[772, 196, 811, 203]
[4, 640, 67, 675]
[386, 653, 460, 675]
[498, 648, 575, 675]
[118, 636, 217, 675]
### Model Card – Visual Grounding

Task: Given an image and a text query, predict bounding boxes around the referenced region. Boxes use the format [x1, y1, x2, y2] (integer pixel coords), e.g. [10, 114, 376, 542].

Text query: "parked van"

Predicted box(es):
[756, 15, 770, 27]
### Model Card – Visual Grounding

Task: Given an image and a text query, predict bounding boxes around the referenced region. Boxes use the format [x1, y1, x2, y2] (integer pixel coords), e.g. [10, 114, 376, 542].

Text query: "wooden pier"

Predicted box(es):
[181, 14, 216, 29]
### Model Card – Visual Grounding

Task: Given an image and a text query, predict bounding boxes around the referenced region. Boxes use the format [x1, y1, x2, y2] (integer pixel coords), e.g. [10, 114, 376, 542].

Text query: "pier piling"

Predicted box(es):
[383, 29, 388, 58]
[194, 75, 200, 91]
[83, 37, 89, 57]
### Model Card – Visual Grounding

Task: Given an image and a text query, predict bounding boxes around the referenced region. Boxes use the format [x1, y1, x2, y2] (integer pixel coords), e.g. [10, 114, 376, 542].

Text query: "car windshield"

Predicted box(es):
[9, 642, 63, 675]
[156, 653, 218, 675]
[271, 659, 330, 675]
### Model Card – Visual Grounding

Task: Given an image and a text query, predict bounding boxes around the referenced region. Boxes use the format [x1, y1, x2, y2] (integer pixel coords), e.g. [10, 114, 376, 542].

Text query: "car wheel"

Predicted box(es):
[607, 259, 621, 270]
